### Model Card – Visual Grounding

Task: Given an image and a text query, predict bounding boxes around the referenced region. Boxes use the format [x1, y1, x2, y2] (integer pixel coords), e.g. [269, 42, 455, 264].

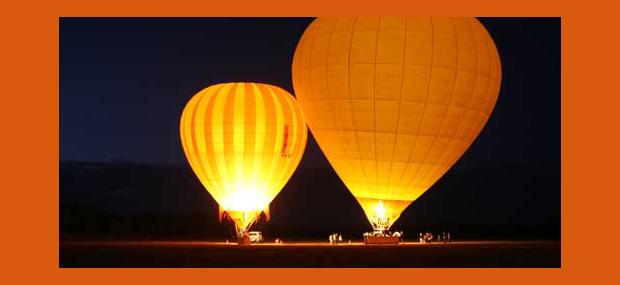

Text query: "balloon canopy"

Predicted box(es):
[292, 17, 501, 231]
[180, 82, 307, 236]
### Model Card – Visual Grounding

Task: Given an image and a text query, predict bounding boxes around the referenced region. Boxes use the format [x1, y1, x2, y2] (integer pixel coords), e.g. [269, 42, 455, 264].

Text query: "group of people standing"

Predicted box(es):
[329, 233, 343, 244]
[419, 231, 451, 244]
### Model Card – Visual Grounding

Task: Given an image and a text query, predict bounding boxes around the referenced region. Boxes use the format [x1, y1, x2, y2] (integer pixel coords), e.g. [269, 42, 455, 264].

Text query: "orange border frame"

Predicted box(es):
[1, 0, 615, 283]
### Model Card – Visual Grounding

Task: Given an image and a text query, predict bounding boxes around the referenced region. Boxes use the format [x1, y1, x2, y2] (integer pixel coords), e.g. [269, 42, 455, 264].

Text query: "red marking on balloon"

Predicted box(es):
[281, 125, 290, 157]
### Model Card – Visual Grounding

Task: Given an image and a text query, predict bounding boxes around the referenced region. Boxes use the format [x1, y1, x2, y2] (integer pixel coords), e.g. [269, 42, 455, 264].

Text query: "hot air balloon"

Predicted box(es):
[180, 82, 307, 239]
[292, 17, 501, 233]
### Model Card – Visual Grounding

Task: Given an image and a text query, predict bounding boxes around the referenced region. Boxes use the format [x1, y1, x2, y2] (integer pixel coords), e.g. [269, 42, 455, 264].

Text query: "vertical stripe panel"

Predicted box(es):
[201, 85, 223, 199]
[180, 89, 203, 192]
[250, 83, 266, 196]
[242, 83, 256, 197]
[260, 84, 283, 200]
[188, 89, 213, 196]
[271, 88, 285, 155]
[257, 84, 277, 199]
[211, 83, 233, 207]
[233, 83, 245, 194]
[222, 84, 238, 197]
[272, 87, 298, 192]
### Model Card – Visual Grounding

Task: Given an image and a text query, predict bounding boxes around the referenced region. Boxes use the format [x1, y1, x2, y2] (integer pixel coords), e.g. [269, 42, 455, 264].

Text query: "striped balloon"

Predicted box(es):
[180, 82, 307, 233]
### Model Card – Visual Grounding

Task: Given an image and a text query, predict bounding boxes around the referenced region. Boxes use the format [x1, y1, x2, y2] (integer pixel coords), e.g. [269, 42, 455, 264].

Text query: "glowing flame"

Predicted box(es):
[220, 187, 270, 236]
[374, 200, 386, 220]
[222, 186, 269, 212]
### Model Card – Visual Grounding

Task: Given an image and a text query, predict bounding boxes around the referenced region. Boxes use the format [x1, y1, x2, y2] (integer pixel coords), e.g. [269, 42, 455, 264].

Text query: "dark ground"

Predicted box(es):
[59, 240, 560, 268]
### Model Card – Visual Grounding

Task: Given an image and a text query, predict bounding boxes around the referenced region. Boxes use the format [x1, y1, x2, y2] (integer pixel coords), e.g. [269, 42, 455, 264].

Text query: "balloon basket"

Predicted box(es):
[364, 235, 401, 245]
[237, 234, 251, 245]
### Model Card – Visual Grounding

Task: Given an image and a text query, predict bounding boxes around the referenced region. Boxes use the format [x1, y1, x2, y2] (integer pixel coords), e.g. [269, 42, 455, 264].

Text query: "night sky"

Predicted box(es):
[60, 18, 560, 239]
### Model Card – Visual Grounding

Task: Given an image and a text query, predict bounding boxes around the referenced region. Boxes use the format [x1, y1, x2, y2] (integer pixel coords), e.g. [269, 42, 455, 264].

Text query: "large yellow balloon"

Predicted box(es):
[180, 82, 307, 235]
[292, 17, 501, 231]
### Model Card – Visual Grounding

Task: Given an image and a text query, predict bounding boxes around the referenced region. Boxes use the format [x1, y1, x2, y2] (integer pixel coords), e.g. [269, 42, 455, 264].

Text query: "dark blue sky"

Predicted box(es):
[60, 18, 559, 168]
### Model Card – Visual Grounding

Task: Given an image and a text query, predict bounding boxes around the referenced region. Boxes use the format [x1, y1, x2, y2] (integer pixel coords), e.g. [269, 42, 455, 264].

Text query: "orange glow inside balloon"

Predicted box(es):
[292, 17, 501, 231]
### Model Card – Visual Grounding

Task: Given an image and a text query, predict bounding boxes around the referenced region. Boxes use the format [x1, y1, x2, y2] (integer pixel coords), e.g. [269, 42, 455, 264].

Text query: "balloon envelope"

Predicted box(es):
[292, 17, 501, 230]
[180, 82, 307, 234]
